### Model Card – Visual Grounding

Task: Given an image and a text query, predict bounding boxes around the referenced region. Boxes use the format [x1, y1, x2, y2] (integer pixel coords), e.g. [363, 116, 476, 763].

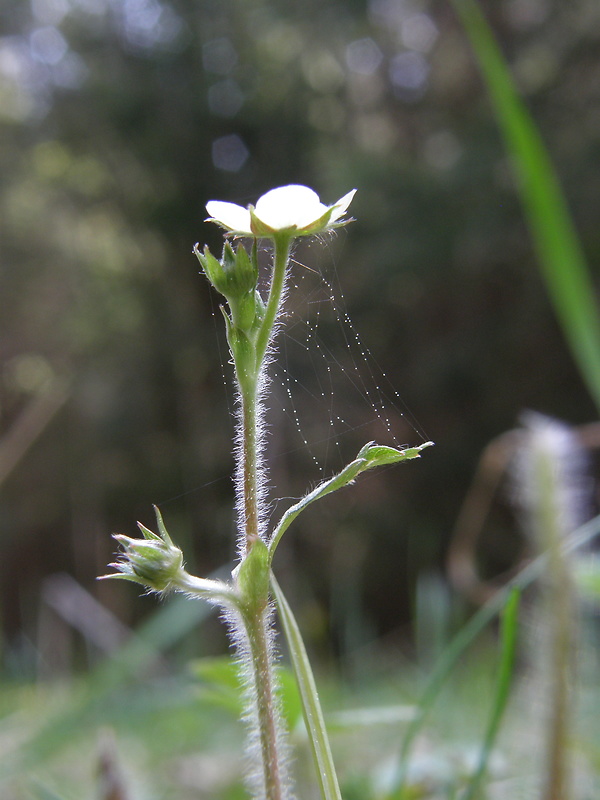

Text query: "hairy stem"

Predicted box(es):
[237, 235, 291, 556]
[233, 235, 293, 799]
[255, 235, 291, 368]
[244, 605, 286, 800]
[241, 387, 261, 554]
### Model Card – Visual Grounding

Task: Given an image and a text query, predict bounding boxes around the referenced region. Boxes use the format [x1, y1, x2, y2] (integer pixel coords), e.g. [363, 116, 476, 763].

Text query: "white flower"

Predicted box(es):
[206, 184, 356, 237]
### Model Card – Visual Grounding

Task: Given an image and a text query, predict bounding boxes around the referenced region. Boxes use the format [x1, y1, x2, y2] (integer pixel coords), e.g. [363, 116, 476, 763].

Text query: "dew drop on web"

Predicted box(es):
[268, 238, 428, 484]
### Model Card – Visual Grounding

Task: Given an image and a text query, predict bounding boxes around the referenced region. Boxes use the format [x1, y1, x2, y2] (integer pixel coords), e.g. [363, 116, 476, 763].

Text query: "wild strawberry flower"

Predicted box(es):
[206, 184, 356, 237]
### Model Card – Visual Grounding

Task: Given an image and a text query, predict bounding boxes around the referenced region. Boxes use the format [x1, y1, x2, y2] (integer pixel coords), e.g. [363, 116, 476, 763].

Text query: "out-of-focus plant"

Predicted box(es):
[378, 2, 600, 796]
[516, 413, 583, 800]
[396, 3, 600, 797]
[451, 0, 600, 414]
[101, 184, 432, 800]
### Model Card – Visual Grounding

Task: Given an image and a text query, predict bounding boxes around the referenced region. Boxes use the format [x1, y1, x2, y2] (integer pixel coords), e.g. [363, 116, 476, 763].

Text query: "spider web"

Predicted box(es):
[160, 236, 428, 512]
[263, 236, 428, 484]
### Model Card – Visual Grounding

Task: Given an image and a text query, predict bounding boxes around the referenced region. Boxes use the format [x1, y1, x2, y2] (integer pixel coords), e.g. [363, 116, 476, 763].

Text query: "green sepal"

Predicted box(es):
[247, 204, 344, 238]
[220, 304, 233, 333]
[248, 205, 276, 237]
[194, 243, 222, 288]
[195, 242, 260, 333]
[136, 523, 161, 541]
[99, 571, 148, 586]
[236, 538, 270, 614]
[223, 242, 260, 331]
[253, 288, 266, 323]
[152, 504, 173, 545]
[195, 241, 258, 297]
[100, 510, 184, 594]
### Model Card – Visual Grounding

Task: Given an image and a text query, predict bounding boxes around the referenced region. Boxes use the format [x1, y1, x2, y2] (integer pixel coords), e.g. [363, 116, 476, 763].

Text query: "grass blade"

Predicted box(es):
[451, 0, 600, 412]
[461, 587, 520, 800]
[270, 573, 343, 800]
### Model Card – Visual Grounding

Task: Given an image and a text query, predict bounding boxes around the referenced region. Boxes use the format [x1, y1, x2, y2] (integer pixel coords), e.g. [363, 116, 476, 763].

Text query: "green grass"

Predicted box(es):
[451, 0, 600, 413]
[2, 616, 599, 800]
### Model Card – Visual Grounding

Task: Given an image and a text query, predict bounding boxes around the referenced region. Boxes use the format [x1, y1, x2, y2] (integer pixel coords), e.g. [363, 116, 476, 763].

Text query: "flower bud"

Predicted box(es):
[194, 242, 260, 332]
[100, 507, 184, 594]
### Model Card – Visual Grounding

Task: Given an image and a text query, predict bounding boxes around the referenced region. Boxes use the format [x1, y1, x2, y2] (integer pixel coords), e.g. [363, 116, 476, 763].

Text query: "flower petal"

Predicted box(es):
[206, 200, 252, 234]
[205, 186, 357, 238]
[329, 189, 357, 222]
[255, 185, 327, 230]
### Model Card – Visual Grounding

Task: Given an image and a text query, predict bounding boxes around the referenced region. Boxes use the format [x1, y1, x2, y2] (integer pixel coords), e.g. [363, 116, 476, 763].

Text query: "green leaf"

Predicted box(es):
[190, 656, 303, 727]
[268, 441, 433, 560]
[29, 781, 71, 800]
[268, 456, 366, 559]
[190, 656, 244, 714]
[358, 441, 434, 469]
[270, 573, 343, 800]
[451, 0, 600, 413]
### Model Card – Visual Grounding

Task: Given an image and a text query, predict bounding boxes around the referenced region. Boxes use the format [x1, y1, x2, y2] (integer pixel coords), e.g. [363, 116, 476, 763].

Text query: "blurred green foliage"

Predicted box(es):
[1, 0, 599, 673]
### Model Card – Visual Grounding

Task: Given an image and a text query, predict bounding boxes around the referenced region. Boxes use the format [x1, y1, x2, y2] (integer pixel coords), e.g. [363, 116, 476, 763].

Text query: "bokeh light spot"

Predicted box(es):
[211, 134, 249, 172]
[389, 51, 429, 99]
[401, 13, 438, 53]
[30, 26, 68, 65]
[345, 38, 383, 76]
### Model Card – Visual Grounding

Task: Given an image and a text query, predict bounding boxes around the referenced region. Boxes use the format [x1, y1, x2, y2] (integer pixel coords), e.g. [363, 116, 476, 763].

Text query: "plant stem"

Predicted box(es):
[255, 235, 291, 368]
[544, 556, 571, 800]
[536, 451, 573, 800]
[238, 235, 291, 556]
[241, 386, 261, 554]
[234, 235, 293, 800]
[244, 605, 286, 800]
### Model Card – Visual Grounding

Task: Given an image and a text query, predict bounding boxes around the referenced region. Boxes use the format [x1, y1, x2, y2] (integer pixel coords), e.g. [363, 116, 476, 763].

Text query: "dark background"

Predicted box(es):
[1, 0, 598, 674]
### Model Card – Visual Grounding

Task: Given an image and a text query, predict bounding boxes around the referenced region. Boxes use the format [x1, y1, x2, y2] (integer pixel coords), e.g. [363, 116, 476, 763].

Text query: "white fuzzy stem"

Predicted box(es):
[230, 235, 294, 800]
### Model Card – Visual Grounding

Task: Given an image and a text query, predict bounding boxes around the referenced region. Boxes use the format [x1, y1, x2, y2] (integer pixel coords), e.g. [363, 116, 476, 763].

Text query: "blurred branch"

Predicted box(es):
[0, 376, 70, 487]
[448, 421, 600, 604]
[41, 573, 131, 655]
[447, 429, 524, 605]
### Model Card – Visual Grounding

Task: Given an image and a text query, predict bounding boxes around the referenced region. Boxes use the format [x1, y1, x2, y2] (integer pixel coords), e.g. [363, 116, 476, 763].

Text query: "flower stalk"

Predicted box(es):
[232, 235, 294, 799]
[241, 389, 261, 553]
[255, 234, 291, 367]
[227, 233, 294, 800]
